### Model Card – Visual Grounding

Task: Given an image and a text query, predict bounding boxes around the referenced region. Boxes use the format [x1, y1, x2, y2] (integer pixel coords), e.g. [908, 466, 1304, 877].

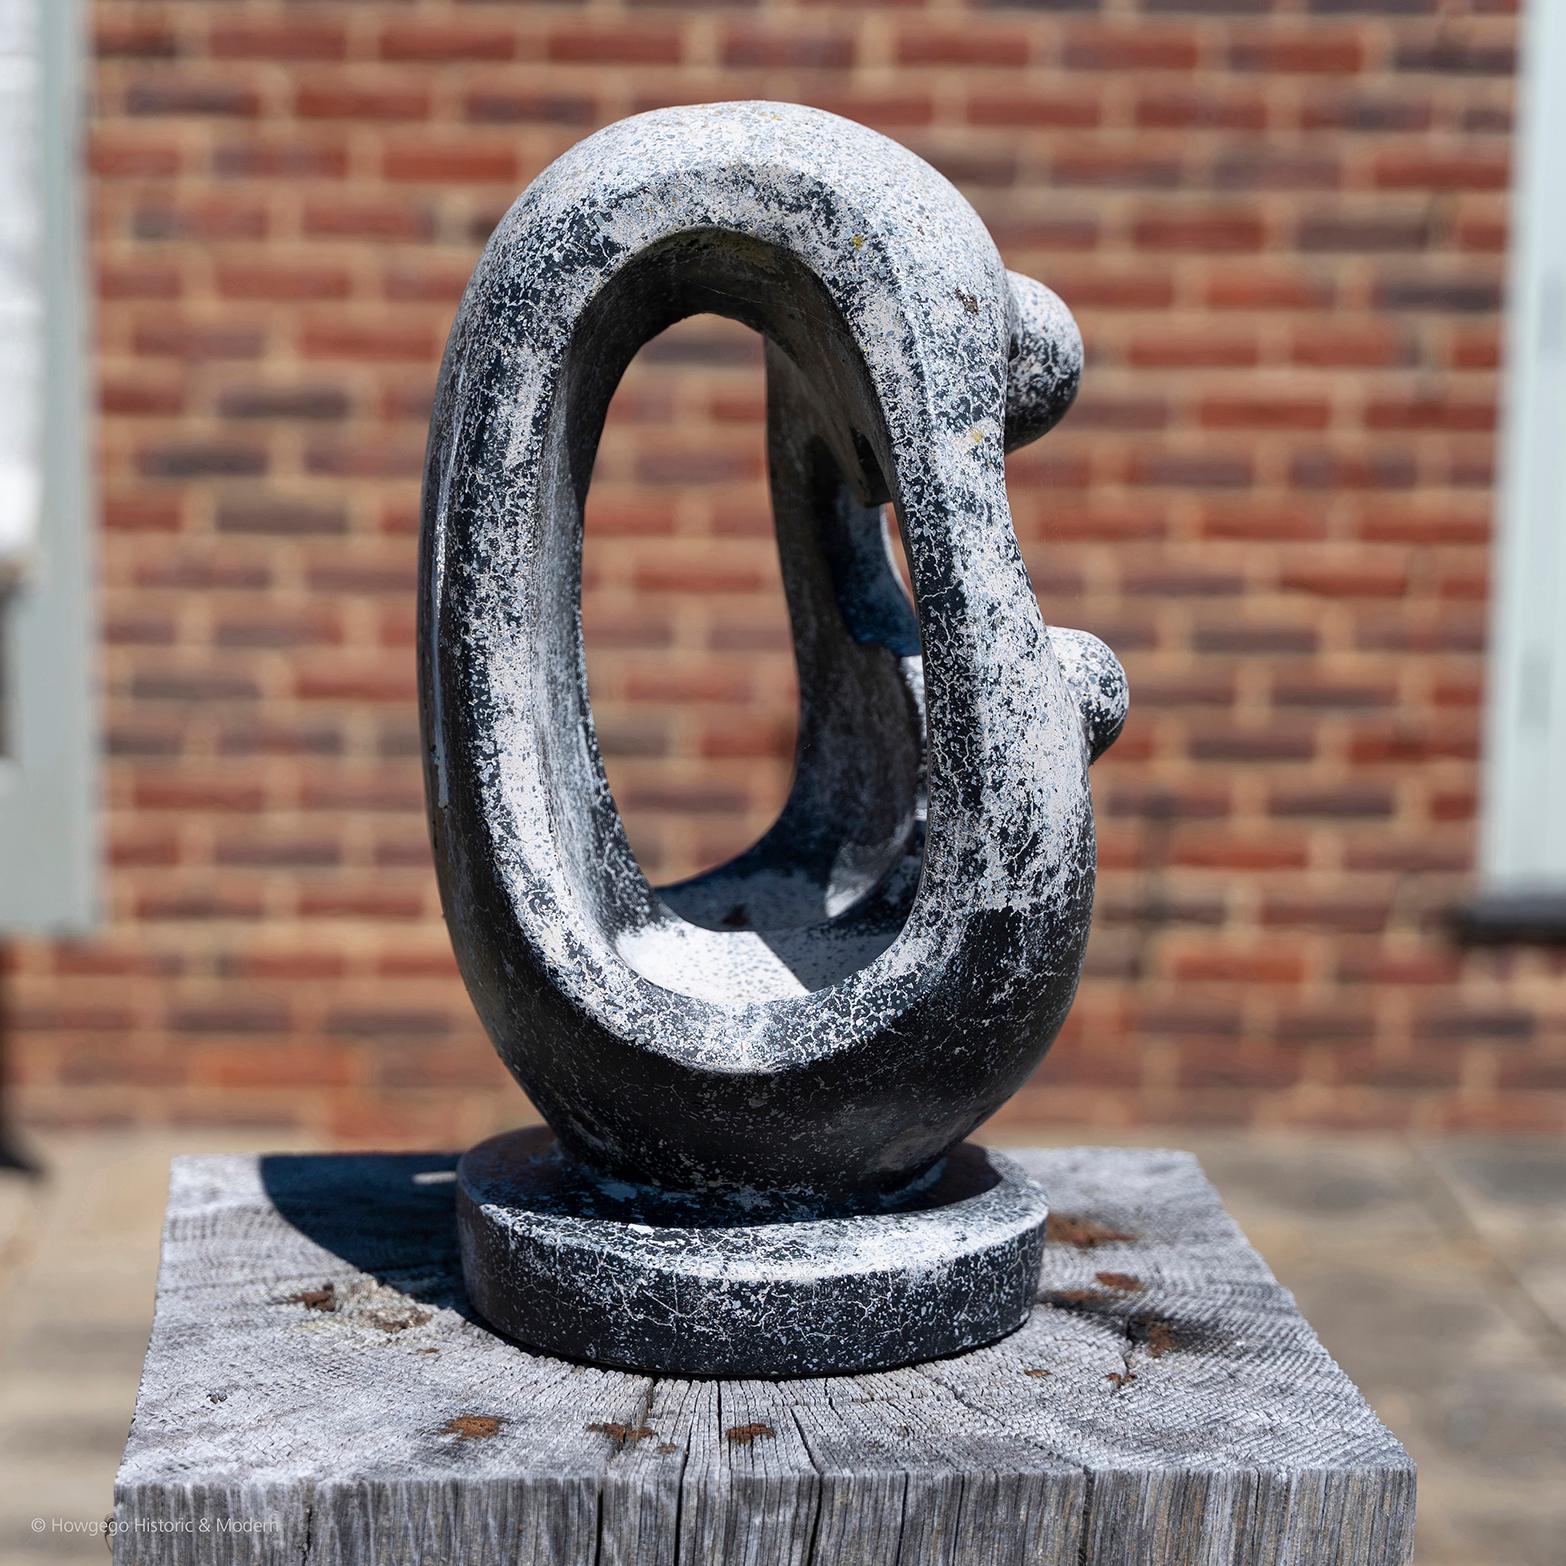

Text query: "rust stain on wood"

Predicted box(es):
[1095, 1271, 1142, 1292]
[283, 1285, 336, 1312]
[1047, 1214, 1138, 1249]
[1136, 1318, 1177, 1358]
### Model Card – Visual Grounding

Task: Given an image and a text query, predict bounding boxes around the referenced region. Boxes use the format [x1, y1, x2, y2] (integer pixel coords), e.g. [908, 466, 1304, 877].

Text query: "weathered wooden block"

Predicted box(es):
[113, 1147, 1414, 1565]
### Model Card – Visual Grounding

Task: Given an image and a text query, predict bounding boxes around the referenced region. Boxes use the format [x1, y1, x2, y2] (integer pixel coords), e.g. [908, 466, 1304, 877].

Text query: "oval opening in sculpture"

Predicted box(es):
[581, 314, 796, 889]
[563, 235, 929, 1002]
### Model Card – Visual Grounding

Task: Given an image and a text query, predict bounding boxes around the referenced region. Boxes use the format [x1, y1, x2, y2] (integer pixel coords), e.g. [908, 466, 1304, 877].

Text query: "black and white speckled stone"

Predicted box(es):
[419, 101, 1127, 1370]
[457, 1128, 1050, 1376]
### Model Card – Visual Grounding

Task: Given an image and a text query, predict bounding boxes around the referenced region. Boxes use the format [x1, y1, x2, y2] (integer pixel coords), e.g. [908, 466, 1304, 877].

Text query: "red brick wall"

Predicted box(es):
[11, 0, 1562, 1144]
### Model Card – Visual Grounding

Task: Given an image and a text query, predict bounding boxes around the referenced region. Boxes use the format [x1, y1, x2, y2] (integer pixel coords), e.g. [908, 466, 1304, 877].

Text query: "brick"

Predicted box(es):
[299, 319, 436, 362]
[1171, 946, 1308, 985]
[215, 611, 342, 652]
[1052, 151, 1184, 189]
[95, 16, 179, 58]
[216, 263, 352, 302]
[1187, 729, 1317, 763]
[1194, 501, 1327, 541]
[101, 376, 184, 417]
[1279, 563, 1410, 598]
[896, 28, 1028, 67]
[126, 81, 259, 118]
[723, 26, 855, 69]
[1133, 212, 1265, 252]
[210, 22, 348, 61]
[1374, 274, 1501, 312]
[196, 1047, 361, 1092]
[1297, 213, 1430, 252]
[1205, 267, 1334, 310]
[302, 198, 435, 242]
[98, 261, 181, 300]
[296, 81, 432, 121]
[213, 138, 350, 179]
[1230, 33, 1365, 73]
[1128, 332, 1258, 368]
[1135, 91, 1267, 131]
[1210, 150, 1340, 192]
[383, 142, 520, 183]
[294, 667, 417, 704]
[1307, 0, 1435, 13]
[1199, 396, 1330, 430]
[1272, 673, 1398, 710]
[1048, 269, 1176, 309]
[1301, 93, 1432, 133]
[1348, 724, 1478, 765]
[1127, 452, 1253, 489]
[133, 777, 265, 813]
[1291, 322, 1415, 368]
[104, 493, 183, 533]
[326, 1009, 455, 1040]
[1063, 26, 1201, 71]
[1371, 151, 1510, 192]
[217, 385, 351, 421]
[89, 133, 182, 178]
[1261, 894, 1391, 934]
[1142, 0, 1271, 11]
[1269, 786, 1396, 820]
[1068, 396, 1169, 432]
[1172, 833, 1310, 870]
[968, 94, 1100, 129]
[137, 442, 268, 479]
[101, 717, 183, 757]
[133, 319, 266, 361]
[1413, 1008, 1534, 1042]
[1194, 623, 1319, 655]
[1364, 396, 1495, 433]
[133, 554, 272, 593]
[169, 1002, 291, 1035]
[304, 439, 424, 480]
[547, 26, 682, 65]
[1290, 448, 1417, 490]
[1123, 564, 1242, 597]
[1393, 38, 1516, 75]
[463, 90, 597, 126]
[132, 196, 269, 241]
[379, 23, 519, 63]
[216, 498, 348, 536]
[298, 890, 427, 921]
[216, 722, 343, 760]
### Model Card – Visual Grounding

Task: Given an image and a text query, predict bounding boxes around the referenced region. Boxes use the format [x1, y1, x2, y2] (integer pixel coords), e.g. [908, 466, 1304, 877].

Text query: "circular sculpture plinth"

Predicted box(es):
[456, 1129, 1049, 1377]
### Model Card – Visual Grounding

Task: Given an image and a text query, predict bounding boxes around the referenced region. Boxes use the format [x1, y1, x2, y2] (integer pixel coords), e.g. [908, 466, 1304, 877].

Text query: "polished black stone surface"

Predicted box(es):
[457, 1128, 1051, 1376]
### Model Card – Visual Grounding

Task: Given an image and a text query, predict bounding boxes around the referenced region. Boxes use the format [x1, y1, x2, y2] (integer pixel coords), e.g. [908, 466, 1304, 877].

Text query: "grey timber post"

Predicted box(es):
[111, 1147, 1415, 1564]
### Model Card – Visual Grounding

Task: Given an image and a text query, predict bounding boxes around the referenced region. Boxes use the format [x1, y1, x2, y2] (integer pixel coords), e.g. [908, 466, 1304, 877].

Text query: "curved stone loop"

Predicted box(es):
[420, 102, 1125, 1206]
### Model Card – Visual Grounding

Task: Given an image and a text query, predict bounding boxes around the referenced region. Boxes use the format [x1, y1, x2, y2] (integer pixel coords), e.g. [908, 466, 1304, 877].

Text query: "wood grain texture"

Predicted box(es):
[112, 1148, 1414, 1565]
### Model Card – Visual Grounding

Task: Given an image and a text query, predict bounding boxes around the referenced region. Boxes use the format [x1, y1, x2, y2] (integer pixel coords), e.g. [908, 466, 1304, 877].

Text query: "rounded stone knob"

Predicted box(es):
[1005, 272, 1083, 453]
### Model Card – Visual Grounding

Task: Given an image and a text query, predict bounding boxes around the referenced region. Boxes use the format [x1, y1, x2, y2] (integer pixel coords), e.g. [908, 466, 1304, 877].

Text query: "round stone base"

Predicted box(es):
[455, 1128, 1050, 1377]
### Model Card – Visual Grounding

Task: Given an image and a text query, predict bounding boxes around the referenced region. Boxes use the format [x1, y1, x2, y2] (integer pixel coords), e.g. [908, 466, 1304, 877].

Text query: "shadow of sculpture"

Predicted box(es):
[259, 1150, 484, 1326]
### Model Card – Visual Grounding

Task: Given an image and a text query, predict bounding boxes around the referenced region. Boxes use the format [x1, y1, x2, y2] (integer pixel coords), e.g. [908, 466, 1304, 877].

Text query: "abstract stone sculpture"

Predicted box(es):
[419, 102, 1126, 1375]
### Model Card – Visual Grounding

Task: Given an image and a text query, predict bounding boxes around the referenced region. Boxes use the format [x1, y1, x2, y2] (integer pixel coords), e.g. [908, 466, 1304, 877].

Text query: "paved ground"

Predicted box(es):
[0, 1127, 1561, 1565]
